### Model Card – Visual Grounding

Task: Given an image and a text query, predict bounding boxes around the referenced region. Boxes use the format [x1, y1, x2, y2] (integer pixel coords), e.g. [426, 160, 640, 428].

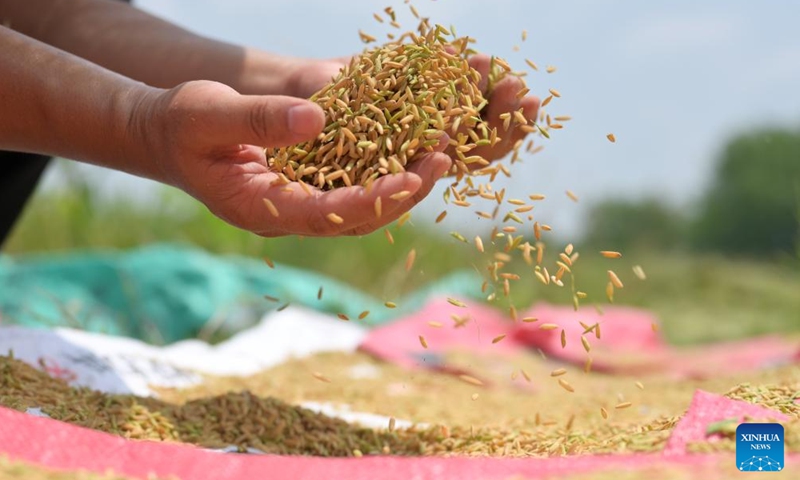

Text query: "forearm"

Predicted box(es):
[0, 26, 162, 181]
[0, 0, 293, 95]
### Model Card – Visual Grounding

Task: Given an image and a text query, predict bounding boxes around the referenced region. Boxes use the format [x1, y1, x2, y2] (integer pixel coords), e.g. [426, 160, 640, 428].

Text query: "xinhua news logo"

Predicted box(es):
[736, 423, 784, 472]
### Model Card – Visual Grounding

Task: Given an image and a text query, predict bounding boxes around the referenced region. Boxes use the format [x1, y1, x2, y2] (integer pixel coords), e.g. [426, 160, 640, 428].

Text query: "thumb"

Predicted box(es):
[214, 93, 326, 148]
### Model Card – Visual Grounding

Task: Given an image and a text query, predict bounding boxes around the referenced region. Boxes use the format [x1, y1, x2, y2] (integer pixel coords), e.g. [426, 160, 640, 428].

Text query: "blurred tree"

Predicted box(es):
[692, 128, 800, 256]
[582, 198, 686, 251]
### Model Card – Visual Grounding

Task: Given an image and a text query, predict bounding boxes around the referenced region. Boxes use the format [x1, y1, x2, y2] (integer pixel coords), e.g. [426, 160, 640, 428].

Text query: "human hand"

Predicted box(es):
[134, 80, 452, 237]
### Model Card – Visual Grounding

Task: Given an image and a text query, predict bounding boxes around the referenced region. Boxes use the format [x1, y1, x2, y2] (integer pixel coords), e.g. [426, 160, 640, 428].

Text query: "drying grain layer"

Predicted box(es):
[0, 457, 173, 480]
[0, 355, 422, 456]
[155, 350, 800, 457]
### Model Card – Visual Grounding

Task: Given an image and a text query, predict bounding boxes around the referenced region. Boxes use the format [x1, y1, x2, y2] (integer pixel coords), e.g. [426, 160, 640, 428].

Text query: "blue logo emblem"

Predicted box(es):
[736, 423, 784, 472]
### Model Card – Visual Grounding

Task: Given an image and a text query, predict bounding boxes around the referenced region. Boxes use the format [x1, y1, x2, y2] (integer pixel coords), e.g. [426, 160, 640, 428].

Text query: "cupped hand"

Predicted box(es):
[137, 80, 451, 237]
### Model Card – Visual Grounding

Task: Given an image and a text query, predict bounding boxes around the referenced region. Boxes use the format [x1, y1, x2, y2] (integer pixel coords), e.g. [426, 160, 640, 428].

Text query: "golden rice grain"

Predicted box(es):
[608, 270, 624, 288]
[560, 329, 567, 348]
[384, 228, 394, 245]
[601, 251, 623, 259]
[263, 198, 280, 217]
[388, 417, 396, 432]
[264, 295, 279, 302]
[263, 257, 275, 269]
[558, 378, 575, 393]
[474, 236, 484, 253]
[549, 88, 561, 98]
[605, 282, 615, 302]
[600, 407, 609, 419]
[326, 213, 344, 224]
[471, 393, 480, 401]
[427, 321, 443, 328]
[633, 265, 647, 280]
[459, 374, 484, 387]
[550, 368, 567, 377]
[584, 356, 593, 373]
[520, 369, 532, 382]
[317, 286, 323, 300]
[447, 298, 467, 308]
[491, 334, 507, 344]
[539, 323, 559, 330]
[615, 402, 633, 410]
[522, 317, 538, 323]
[358, 310, 370, 320]
[312, 372, 331, 383]
[566, 190, 579, 202]
[541, 95, 553, 107]
[581, 335, 592, 353]
[635, 381, 645, 390]
[521, 30, 528, 41]
[546, 65, 557, 73]
[385, 301, 397, 308]
[374, 197, 382, 218]
[405, 249, 416, 272]
[419, 335, 428, 349]
[337, 313, 350, 321]
[435, 210, 448, 223]
[390, 190, 412, 201]
[529, 194, 546, 201]
[607, 133, 616, 143]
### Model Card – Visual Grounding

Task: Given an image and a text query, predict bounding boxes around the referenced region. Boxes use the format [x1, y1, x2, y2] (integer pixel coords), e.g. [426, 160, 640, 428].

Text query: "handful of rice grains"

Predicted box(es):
[265, 16, 528, 191]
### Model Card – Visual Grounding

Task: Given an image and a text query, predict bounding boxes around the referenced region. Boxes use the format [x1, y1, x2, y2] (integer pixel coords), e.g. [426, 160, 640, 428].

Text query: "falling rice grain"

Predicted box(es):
[491, 334, 506, 344]
[419, 335, 428, 349]
[558, 378, 575, 393]
[600, 407, 609, 419]
[427, 321, 443, 328]
[607, 133, 616, 143]
[447, 297, 467, 308]
[405, 249, 416, 272]
[358, 310, 370, 320]
[317, 286, 323, 300]
[385, 301, 397, 308]
[600, 251, 622, 259]
[581, 335, 591, 353]
[435, 210, 448, 223]
[337, 313, 350, 321]
[615, 402, 633, 410]
[459, 374, 484, 386]
[390, 190, 412, 201]
[633, 265, 647, 280]
[522, 317, 538, 323]
[374, 197, 382, 218]
[608, 270, 624, 288]
[263, 198, 280, 217]
[539, 323, 559, 330]
[384, 228, 394, 245]
[546, 65, 557, 73]
[635, 381, 645, 390]
[388, 417, 396, 432]
[264, 295, 280, 302]
[471, 393, 479, 401]
[550, 368, 567, 377]
[520, 369, 532, 382]
[312, 372, 331, 383]
[560, 329, 567, 348]
[566, 190, 579, 202]
[263, 257, 275, 269]
[549, 88, 561, 98]
[605, 282, 615, 302]
[474, 236, 484, 253]
[327, 213, 344, 224]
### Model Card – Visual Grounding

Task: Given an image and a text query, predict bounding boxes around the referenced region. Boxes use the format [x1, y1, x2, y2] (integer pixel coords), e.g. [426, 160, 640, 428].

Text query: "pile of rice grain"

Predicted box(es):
[266, 19, 520, 190]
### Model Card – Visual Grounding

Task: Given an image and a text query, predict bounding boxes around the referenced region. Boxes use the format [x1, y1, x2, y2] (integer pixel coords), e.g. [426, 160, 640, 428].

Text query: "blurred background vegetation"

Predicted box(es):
[3, 127, 800, 346]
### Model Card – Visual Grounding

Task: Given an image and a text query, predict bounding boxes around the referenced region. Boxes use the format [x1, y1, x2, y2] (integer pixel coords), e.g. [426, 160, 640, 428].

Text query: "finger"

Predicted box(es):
[256, 170, 424, 237]
[200, 88, 325, 148]
[341, 152, 452, 236]
[467, 54, 492, 93]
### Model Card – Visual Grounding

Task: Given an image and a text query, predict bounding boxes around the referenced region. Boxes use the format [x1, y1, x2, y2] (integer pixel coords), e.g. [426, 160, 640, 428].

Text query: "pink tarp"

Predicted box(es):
[0, 389, 795, 479]
[360, 299, 799, 379]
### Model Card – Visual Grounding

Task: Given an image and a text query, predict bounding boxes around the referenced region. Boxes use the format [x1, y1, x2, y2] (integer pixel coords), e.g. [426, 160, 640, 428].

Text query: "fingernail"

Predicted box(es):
[287, 104, 323, 137]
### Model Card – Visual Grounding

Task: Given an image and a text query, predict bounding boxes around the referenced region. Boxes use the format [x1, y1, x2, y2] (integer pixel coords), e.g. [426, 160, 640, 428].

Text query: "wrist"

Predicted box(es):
[111, 82, 172, 185]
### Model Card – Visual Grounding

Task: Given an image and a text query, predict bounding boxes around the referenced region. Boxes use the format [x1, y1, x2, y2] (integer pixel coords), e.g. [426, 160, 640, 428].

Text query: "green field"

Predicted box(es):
[5, 165, 800, 346]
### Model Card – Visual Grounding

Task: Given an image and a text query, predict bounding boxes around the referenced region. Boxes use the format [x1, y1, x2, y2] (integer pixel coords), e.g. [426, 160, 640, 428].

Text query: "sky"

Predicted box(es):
[44, 0, 800, 237]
